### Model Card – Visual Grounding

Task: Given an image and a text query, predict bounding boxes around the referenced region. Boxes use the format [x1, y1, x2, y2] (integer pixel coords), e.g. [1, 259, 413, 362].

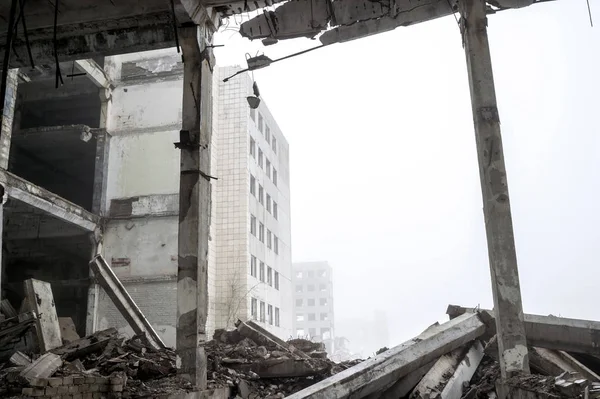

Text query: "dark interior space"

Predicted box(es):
[2, 200, 91, 337]
[8, 126, 98, 211]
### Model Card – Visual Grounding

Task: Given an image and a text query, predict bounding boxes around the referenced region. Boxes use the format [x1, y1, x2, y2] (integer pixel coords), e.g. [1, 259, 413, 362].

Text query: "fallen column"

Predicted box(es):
[24, 279, 62, 352]
[448, 305, 600, 355]
[89, 255, 165, 350]
[286, 312, 486, 399]
[377, 361, 435, 399]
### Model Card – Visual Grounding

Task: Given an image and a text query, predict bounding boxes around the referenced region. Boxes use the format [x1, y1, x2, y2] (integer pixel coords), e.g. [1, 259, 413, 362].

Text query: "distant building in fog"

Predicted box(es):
[292, 261, 335, 354]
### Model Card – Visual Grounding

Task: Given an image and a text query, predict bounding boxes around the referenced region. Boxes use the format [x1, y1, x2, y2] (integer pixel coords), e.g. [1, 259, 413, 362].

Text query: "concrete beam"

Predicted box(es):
[0, 169, 100, 232]
[3, 12, 176, 69]
[89, 255, 166, 350]
[439, 341, 485, 399]
[286, 313, 486, 399]
[448, 305, 600, 356]
[24, 279, 62, 352]
[377, 362, 435, 399]
[411, 347, 466, 398]
[74, 60, 113, 89]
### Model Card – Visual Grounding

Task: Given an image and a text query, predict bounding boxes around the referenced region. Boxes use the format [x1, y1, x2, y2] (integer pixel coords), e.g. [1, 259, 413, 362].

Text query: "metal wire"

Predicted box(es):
[53, 0, 63, 88]
[586, 0, 594, 27]
[0, 0, 19, 117]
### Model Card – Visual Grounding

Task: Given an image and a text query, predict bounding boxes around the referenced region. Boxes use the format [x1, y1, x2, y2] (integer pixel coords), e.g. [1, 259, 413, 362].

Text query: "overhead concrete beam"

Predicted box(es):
[3, 12, 176, 69]
[74, 60, 113, 89]
[286, 313, 486, 399]
[0, 169, 100, 232]
[448, 305, 600, 355]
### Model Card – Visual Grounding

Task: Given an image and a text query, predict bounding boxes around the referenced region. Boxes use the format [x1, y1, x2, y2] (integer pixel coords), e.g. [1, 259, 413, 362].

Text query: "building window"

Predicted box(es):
[296, 299, 303, 307]
[267, 230, 272, 249]
[259, 223, 265, 242]
[250, 108, 256, 122]
[259, 185, 264, 205]
[275, 307, 280, 327]
[250, 174, 256, 196]
[273, 169, 278, 186]
[250, 215, 256, 236]
[266, 195, 272, 213]
[272, 136, 277, 154]
[319, 284, 327, 292]
[318, 270, 327, 278]
[309, 328, 316, 337]
[260, 262, 265, 282]
[258, 149, 263, 168]
[296, 314, 304, 322]
[268, 304, 273, 325]
[295, 285, 303, 293]
[250, 255, 257, 277]
[260, 301, 266, 322]
[321, 328, 331, 339]
[250, 137, 256, 158]
[307, 271, 315, 278]
[308, 285, 315, 292]
[295, 271, 302, 278]
[274, 271, 280, 290]
[258, 113, 264, 133]
[273, 202, 278, 220]
[320, 298, 328, 306]
[320, 313, 329, 321]
[308, 313, 316, 321]
[297, 329, 305, 337]
[274, 236, 279, 255]
[308, 298, 315, 306]
[267, 266, 273, 286]
[266, 159, 271, 179]
[265, 126, 271, 144]
[251, 298, 258, 319]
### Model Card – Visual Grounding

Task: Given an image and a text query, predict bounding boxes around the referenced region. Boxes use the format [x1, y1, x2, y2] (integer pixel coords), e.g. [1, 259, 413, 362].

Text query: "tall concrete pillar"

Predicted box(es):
[0, 69, 18, 169]
[176, 25, 215, 389]
[459, 0, 530, 380]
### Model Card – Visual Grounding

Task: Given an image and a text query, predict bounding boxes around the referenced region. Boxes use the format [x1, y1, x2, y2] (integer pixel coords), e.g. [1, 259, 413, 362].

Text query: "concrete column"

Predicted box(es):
[0, 69, 18, 169]
[177, 24, 215, 389]
[459, 0, 530, 379]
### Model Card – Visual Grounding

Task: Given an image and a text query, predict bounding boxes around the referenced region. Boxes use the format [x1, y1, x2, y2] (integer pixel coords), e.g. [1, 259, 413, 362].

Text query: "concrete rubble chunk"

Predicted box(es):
[447, 305, 600, 355]
[20, 352, 63, 380]
[236, 320, 307, 359]
[89, 255, 165, 350]
[286, 312, 486, 399]
[10, 351, 32, 366]
[0, 299, 18, 318]
[411, 346, 468, 398]
[58, 317, 80, 344]
[227, 357, 330, 378]
[24, 279, 62, 352]
[439, 341, 485, 399]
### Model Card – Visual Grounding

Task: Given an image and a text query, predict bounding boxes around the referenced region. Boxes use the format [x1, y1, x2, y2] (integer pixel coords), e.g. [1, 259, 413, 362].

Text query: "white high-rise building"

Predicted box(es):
[213, 66, 293, 338]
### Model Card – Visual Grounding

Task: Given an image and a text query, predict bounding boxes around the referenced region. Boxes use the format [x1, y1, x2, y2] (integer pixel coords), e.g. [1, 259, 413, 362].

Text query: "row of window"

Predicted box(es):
[296, 312, 330, 322]
[250, 174, 279, 218]
[249, 143, 278, 187]
[250, 255, 280, 289]
[251, 298, 280, 327]
[250, 215, 280, 254]
[296, 327, 331, 339]
[250, 109, 278, 154]
[295, 270, 328, 279]
[295, 284, 328, 293]
[296, 297, 329, 307]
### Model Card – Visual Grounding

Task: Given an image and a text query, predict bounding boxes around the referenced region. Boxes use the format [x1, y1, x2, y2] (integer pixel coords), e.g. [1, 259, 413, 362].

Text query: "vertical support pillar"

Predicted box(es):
[177, 25, 214, 389]
[459, 0, 530, 380]
[0, 69, 18, 169]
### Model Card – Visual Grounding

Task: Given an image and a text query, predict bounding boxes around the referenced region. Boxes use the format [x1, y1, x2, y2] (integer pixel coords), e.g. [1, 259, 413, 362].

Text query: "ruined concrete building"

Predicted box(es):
[0, 50, 292, 348]
[292, 261, 335, 353]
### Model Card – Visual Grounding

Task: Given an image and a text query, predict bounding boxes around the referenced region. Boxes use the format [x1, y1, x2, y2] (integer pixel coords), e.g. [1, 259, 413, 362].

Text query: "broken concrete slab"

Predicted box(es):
[10, 351, 32, 367]
[90, 255, 165, 350]
[377, 361, 435, 399]
[24, 279, 62, 352]
[246, 320, 311, 359]
[237, 320, 303, 358]
[286, 312, 486, 399]
[228, 357, 330, 378]
[20, 352, 62, 380]
[439, 341, 485, 399]
[58, 317, 80, 344]
[447, 305, 600, 355]
[51, 328, 117, 360]
[411, 346, 467, 398]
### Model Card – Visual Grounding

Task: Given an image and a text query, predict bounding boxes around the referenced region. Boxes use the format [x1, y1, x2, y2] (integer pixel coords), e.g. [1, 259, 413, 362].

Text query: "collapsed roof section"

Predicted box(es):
[239, 0, 540, 46]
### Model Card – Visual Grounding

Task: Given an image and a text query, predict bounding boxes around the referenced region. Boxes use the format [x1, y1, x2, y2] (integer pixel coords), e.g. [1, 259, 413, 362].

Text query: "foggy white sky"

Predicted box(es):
[214, 1, 600, 347]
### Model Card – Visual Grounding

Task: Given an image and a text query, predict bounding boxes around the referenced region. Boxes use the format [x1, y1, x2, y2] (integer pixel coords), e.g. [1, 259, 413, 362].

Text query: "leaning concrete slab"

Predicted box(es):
[20, 352, 62, 380]
[0, 169, 100, 232]
[24, 279, 62, 352]
[286, 313, 486, 399]
[236, 320, 297, 356]
[90, 255, 165, 350]
[447, 305, 600, 355]
[377, 361, 435, 399]
[411, 347, 466, 398]
[245, 320, 310, 359]
[439, 341, 484, 399]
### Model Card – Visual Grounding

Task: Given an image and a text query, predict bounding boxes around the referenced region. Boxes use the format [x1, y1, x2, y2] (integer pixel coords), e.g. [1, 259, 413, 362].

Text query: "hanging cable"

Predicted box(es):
[17, 0, 35, 68]
[1, 0, 19, 117]
[53, 0, 63, 88]
[586, 0, 594, 27]
[169, 0, 181, 53]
